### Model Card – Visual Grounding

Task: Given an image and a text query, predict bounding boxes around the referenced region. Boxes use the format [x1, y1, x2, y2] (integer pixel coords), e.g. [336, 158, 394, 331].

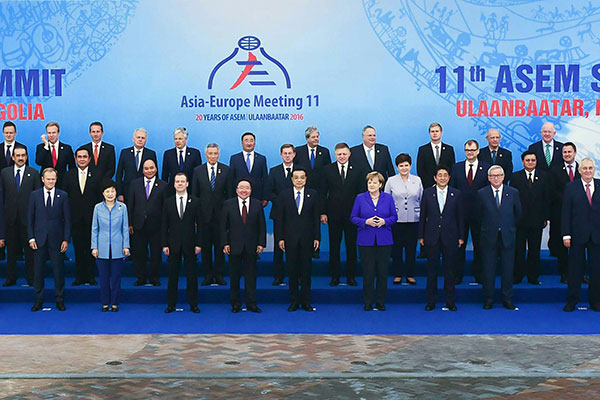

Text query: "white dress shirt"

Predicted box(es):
[176, 191, 188, 216]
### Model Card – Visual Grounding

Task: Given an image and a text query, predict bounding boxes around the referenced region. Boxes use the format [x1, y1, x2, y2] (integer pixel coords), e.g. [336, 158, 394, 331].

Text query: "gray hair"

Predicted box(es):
[205, 143, 220, 152]
[173, 127, 188, 138]
[580, 157, 596, 168]
[304, 126, 319, 139]
[133, 128, 147, 137]
[487, 165, 505, 176]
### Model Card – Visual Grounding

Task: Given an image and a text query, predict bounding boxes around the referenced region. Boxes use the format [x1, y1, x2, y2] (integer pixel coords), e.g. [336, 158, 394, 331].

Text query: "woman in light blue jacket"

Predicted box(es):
[91, 180, 130, 312]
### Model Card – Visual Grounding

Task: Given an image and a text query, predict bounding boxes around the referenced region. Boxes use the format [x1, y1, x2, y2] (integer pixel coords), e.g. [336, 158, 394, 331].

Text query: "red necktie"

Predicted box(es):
[467, 164, 473, 186]
[568, 164, 574, 182]
[51, 144, 57, 167]
[242, 200, 248, 224]
[586, 183, 592, 206]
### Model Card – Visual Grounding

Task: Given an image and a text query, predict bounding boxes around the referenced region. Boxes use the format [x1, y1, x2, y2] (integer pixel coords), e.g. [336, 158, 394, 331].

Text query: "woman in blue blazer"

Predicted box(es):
[351, 171, 398, 311]
[91, 180, 130, 312]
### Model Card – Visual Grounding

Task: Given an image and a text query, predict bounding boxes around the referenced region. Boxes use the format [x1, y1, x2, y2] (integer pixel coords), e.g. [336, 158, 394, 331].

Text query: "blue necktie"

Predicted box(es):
[310, 148, 315, 169]
[135, 150, 141, 171]
[295, 190, 301, 212]
[179, 196, 184, 219]
[491, 150, 497, 164]
[246, 153, 251, 173]
[495, 189, 500, 208]
[46, 191, 52, 208]
[179, 150, 184, 171]
[15, 168, 21, 190]
[367, 148, 374, 169]
[5, 144, 10, 163]
[210, 166, 216, 190]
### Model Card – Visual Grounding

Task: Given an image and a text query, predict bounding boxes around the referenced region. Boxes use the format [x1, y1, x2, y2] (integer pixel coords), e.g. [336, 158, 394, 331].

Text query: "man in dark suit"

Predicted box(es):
[116, 128, 158, 202]
[28, 168, 71, 311]
[34, 121, 75, 189]
[221, 179, 266, 313]
[82, 121, 116, 180]
[162, 172, 202, 314]
[478, 128, 513, 183]
[510, 151, 550, 285]
[294, 126, 331, 190]
[0, 121, 27, 170]
[450, 139, 490, 284]
[548, 142, 579, 283]
[63, 147, 101, 285]
[528, 122, 563, 172]
[1, 146, 40, 286]
[127, 159, 168, 286]
[192, 143, 230, 286]
[417, 122, 456, 189]
[228, 132, 269, 205]
[349, 125, 395, 181]
[320, 143, 366, 286]
[161, 127, 202, 193]
[562, 158, 600, 312]
[276, 167, 320, 311]
[478, 165, 522, 310]
[419, 166, 464, 311]
[265, 144, 295, 286]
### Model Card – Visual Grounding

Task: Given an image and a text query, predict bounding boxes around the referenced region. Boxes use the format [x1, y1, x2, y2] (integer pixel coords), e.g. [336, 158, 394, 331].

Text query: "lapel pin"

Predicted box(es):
[318, 152, 322, 155]
[499, 154, 503, 157]
[442, 146, 446, 150]
[188, 199, 192, 203]
[377, 149, 380, 153]
[505, 193, 509, 197]
[27, 173, 31, 177]
[450, 192, 454, 196]
[130, 149, 133, 153]
[57, 194, 60, 198]
[349, 166, 353, 169]
[307, 194, 311, 198]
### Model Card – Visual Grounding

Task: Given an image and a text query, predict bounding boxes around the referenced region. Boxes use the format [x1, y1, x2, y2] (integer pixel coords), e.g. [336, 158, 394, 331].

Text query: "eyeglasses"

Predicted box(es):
[464, 149, 478, 152]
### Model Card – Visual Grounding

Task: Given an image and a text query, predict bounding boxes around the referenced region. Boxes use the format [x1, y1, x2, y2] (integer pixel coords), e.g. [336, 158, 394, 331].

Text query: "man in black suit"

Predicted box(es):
[349, 125, 395, 181]
[276, 167, 320, 311]
[83, 121, 116, 180]
[228, 132, 269, 205]
[28, 168, 71, 311]
[294, 126, 331, 190]
[528, 122, 563, 172]
[221, 179, 266, 313]
[265, 144, 295, 286]
[1, 146, 40, 286]
[450, 139, 490, 284]
[0, 121, 27, 170]
[417, 122, 456, 189]
[127, 159, 168, 286]
[116, 128, 158, 202]
[510, 151, 550, 285]
[320, 143, 366, 286]
[562, 158, 600, 312]
[192, 143, 230, 286]
[63, 147, 101, 285]
[478, 165, 522, 310]
[549, 142, 579, 283]
[163, 172, 202, 313]
[34, 121, 75, 189]
[478, 128, 513, 183]
[162, 127, 202, 194]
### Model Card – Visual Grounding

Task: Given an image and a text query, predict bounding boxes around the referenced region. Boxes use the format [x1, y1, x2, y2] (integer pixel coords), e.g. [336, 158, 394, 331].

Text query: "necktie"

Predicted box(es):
[286, 167, 291, 179]
[528, 172, 533, 187]
[310, 148, 315, 169]
[135, 150, 141, 171]
[545, 144, 551, 167]
[586, 183, 592, 206]
[179, 150, 184, 171]
[296, 190, 301, 212]
[367, 147, 374, 169]
[179, 196, 184, 219]
[495, 189, 500, 208]
[93, 144, 99, 165]
[145, 179, 151, 199]
[241, 200, 247, 224]
[245, 152, 251, 173]
[438, 190, 445, 213]
[51, 144, 57, 167]
[80, 170, 86, 194]
[46, 191, 52, 208]
[568, 164, 574, 182]
[210, 166, 216, 190]
[467, 164, 473, 186]
[5, 144, 10, 162]
[491, 150, 497, 164]
[435, 145, 440, 165]
[340, 165, 345, 184]
[15, 168, 21, 190]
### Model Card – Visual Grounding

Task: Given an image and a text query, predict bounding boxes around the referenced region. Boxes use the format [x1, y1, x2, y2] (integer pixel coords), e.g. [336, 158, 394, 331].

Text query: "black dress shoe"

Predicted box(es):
[364, 304, 373, 311]
[215, 276, 227, 286]
[110, 305, 118, 312]
[288, 303, 299, 311]
[272, 277, 284, 286]
[31, 303, 43, 312]
[72, 280, 83, 286]
[446, 303, 457, 311]
[133, 279, 146, 286]
[503, 301, 516, 310]
[346, 277, 357, 286]
[232, 304, 241, 313]
[201, 278, 213, 286]
[302, 303, 314, 312]
[26, 280, 33, 287]
[375, 303, 386, 311]
[2, 280, 16, 287]
[89, 279, 98, 285]
[560, 274, 568, 284]
[483, 301, 493, 310]
[190, 305, 200, 313]
[102, 305, 109, 312]
[563, 303, 576, 312]
[329, 277, 340, 287]
[590, 304, 600, 312]
[247, 305, 261, 313]
[425, 303, 435, 311]
[164, 306, 176, 313]
[150, 280, 161, 286]
[56, 303, 66, 311]
[528, 279, 541, 285]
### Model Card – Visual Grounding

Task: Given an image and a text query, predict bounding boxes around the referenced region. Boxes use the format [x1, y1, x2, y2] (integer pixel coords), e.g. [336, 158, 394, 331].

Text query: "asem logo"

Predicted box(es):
[208, 36, 291, 90]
